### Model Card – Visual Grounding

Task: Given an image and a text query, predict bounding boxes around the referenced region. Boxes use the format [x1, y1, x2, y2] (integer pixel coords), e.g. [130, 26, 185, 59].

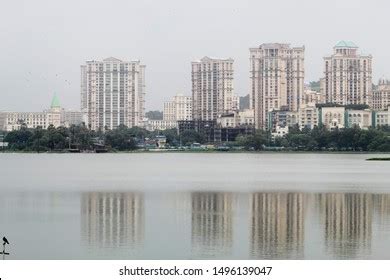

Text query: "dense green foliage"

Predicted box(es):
[145, 110, 163, 120]
[309, 80, 320, 92]
[235, 125, 390, 152]
[3, 123, 390, 152]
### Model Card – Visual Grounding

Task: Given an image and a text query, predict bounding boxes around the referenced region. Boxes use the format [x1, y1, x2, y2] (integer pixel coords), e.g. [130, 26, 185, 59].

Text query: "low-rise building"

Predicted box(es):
[319, 107, 345, 130]
[298, 103, 318, 129]
[303, 88, 325, 106]
[373, 79, 390, 111]
[373, 106, 390, 127]
[238, 109, 254, 126]
[271, 126, 289, 139]
[217, 109, 254, 128]
[345, 109, 372, 129]
[145, 119, 177, 131]
[2, 95, 62, 131]
[267, 108, 298, 131]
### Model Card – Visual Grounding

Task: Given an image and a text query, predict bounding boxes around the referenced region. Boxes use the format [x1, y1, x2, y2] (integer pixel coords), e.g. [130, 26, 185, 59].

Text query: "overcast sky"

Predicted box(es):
[0, 0, 389, 111]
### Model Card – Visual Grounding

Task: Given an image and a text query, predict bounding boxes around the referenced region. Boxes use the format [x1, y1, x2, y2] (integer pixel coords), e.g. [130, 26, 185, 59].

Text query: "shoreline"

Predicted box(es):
[1, 150, 390, 155]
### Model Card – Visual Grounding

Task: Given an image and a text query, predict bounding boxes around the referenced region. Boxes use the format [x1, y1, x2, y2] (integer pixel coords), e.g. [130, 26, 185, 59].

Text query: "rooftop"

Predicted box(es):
[103, 57, 123, 62]
[334, 41, 358, 48]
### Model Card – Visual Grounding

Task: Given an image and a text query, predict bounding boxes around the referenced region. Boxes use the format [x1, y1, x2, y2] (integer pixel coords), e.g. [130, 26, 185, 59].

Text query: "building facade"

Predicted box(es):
[373, 79, 390, 111]
[1, 95, 63, 131]
[145, 119, 177, 131]
[319, 107, 345, 130]
[61, 110, 84, 127]
[250, 43, 305, 129]
[345, 109, 372, 129]
[298, 103, 318, 129]
[217, 109, 254, 128]
[81, 57, 146, 131]
[322, 41, 372, 106]
[192, 57, 234, 121]
[303, 88, 325, 106]
[373, 107, 390, 127]
[163, 94, 192, 121]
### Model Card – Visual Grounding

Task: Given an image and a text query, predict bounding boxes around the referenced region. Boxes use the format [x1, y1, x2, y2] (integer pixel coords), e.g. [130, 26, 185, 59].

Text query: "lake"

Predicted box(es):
[0, 153, 389, 259]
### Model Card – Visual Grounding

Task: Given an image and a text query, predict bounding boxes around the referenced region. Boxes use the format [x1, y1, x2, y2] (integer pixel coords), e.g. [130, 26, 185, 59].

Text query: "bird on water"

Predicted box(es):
[3, 237, 9, 245]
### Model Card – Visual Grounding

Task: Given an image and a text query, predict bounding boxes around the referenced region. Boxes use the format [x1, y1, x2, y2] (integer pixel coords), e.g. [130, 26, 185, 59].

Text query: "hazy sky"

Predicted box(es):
[1, 0, 389, 111]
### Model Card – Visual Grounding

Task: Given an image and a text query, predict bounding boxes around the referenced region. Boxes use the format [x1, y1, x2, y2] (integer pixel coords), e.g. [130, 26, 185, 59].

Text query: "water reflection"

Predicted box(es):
[373, 194, 390, 228]
[3, 190, 390, 259]
[81, 192, 144, 249]
[318, 193, 372, 258]
[250, 192, 305, 259]
[191, 192, 234, 258]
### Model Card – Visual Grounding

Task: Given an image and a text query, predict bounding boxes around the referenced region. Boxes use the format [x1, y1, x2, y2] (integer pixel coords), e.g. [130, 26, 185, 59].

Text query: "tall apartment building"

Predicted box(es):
[322, 41, 372, 106]
[191, 57, 234, 121]
[373, 79, 390, 110]
[163, 94, 192, 121]
[81, 57, 146, 131]
[250, 43, 305, 129]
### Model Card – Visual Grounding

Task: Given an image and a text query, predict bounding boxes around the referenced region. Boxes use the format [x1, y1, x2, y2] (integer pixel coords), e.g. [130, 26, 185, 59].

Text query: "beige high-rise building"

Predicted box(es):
[192, 57, 234, 121]
[373, 79, 390, 110]
[250, 43, 305, 129]
[163, 94, 192, 121]
[81, 57, 146, 131]
[322, 41, 372, 106]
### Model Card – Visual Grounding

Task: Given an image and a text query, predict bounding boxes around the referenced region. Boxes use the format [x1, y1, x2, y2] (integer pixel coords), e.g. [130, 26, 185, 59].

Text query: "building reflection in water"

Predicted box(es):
[81, 192, 144, 249]
[250, 192, 305, 259]
[319, 193, 372, 258]
[373, 194, 390, 228]
[191, 192, 234, 258]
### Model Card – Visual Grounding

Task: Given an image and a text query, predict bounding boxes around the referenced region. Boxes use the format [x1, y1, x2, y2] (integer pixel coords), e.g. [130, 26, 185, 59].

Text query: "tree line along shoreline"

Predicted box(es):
[1, 123, 390, 153]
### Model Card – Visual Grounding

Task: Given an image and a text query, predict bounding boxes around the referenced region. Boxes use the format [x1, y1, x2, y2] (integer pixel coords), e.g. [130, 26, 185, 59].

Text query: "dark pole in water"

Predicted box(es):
[1, 237, 10, 260]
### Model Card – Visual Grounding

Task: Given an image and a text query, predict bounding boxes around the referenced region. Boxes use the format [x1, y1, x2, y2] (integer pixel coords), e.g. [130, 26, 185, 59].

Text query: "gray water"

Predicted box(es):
[0, 153, 389, 259]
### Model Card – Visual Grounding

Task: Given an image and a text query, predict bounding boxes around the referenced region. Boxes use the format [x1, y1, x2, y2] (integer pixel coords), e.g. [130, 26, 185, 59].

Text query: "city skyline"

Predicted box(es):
[1, 0, 390, 112]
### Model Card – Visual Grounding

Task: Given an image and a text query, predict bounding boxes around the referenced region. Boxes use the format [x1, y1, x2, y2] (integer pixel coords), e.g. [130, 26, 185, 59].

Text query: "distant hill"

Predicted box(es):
[146, 110, 163, 120]
[239, 94, 250, 110]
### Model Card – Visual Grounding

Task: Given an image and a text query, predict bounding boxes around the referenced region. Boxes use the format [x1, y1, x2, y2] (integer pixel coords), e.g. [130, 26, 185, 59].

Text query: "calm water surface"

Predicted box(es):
[0, 153, 389, 259]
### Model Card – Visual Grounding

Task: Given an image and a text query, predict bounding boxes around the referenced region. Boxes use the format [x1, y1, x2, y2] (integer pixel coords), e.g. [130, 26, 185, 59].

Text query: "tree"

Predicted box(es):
[244, 130, 269, 150]
[105, 125, 137, 151]
[4, 127, 33, 150]
[145, 111, 163, 120]
[180, 130, 205, 145]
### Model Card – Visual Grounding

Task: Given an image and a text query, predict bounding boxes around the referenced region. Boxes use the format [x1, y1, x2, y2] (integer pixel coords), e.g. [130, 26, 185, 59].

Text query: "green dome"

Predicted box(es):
[51, 94, 61, 108]
[334, 41, 358, 48]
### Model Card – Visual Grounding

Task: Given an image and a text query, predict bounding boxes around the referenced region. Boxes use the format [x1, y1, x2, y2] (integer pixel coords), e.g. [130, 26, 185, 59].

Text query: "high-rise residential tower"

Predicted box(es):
[250, 43, 305, 129]
[81, 57, 146, 131]
[191, 57, 234, 121]
[322, 41, 372, 106]
[163, 94, 192, 121]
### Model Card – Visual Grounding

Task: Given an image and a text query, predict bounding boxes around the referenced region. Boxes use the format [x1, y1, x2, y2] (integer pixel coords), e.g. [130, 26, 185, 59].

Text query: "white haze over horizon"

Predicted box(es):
[0, 0, 389, 112]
